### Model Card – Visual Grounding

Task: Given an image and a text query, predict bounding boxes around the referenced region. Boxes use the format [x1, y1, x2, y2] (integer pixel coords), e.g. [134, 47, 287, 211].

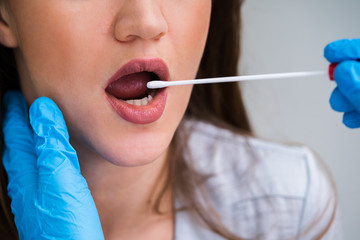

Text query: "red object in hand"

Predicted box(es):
[329, 60, 360, 81]
[328, 63, 337, 81]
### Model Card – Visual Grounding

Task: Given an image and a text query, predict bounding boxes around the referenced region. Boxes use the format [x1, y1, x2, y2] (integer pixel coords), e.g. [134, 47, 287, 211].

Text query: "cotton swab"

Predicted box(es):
[146, 71, 327, 89]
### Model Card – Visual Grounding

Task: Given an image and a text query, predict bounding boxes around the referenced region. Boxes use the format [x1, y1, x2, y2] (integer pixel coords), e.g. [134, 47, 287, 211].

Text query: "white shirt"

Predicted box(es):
[175, 120, 342, 240]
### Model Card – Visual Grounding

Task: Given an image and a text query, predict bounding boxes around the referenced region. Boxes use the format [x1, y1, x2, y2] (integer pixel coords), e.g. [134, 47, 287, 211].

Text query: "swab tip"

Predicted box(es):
[147, 81, 165, 89]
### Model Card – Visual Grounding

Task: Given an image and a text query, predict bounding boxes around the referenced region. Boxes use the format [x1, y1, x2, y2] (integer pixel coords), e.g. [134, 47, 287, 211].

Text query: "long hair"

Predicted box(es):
[0, 38, 20, 240]
[166, 0, 254, 238]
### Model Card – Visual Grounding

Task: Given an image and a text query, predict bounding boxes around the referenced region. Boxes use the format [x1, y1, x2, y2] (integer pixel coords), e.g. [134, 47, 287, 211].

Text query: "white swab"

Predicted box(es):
[147, 71, 327, 89]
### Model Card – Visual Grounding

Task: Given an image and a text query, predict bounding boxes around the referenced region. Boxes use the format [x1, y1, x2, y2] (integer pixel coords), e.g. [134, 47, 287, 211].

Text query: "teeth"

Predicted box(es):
[133, 99, 142, 106]
[125, 94, 154, 106]
[141, 97, 148, 106]
[126, 100, 134, 105]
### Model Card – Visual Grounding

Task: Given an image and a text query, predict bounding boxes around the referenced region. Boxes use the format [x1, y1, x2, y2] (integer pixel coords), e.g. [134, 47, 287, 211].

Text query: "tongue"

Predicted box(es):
[106, 72, 155, 100]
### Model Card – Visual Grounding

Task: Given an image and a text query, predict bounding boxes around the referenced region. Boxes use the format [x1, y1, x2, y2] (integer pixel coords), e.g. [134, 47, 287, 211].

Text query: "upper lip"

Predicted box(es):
[105, 58, 170, 89]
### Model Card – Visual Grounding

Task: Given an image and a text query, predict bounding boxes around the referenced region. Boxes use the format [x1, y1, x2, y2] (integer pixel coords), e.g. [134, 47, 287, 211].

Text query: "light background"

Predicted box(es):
[239, 0, 360, 239]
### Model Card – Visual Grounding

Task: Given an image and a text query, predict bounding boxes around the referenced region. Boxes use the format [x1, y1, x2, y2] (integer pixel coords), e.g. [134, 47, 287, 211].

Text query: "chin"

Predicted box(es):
[106, 149, 167, 167]
[79, 128, 172, 168]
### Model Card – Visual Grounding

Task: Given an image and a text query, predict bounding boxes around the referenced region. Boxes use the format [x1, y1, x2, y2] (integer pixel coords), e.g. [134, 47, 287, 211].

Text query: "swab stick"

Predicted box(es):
[147, 71, 326, 89]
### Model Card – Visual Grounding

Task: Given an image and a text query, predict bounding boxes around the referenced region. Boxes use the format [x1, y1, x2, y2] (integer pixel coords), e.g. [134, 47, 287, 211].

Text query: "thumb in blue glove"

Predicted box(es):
[324, 39, 360, 128]
[2, 91, 104, 240]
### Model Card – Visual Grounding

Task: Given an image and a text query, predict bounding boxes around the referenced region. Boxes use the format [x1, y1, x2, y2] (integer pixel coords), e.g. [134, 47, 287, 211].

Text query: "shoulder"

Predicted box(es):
[182, 119, 341, 239]
[184, 119, 326, 200]
[185, 119, 318, 191]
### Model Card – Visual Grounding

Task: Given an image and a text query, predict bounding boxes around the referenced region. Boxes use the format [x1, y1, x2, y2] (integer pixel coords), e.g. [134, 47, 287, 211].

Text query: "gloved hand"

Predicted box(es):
[2, 91, 104, 240]
[324, 39, 360, 128]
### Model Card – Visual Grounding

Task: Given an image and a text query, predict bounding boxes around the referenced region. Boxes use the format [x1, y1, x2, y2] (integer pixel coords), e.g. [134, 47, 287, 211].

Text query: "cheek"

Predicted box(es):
[11, 1, 108, 104]
[164, 1, 211, 112]
[167, 0, 211, 80]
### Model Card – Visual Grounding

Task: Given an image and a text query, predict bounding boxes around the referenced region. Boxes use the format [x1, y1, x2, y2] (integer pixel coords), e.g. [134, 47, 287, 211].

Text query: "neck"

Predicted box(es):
[73, 141, 174, 238]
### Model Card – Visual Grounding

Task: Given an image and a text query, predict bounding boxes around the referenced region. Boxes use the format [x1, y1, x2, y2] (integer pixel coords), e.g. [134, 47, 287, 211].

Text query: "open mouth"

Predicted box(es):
[105, 58, 169, 124]
[105, 71, 160, 106]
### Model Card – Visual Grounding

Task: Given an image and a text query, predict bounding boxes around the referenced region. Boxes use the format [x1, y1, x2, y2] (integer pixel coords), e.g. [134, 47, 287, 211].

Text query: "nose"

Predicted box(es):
[113, 1, 168, 42]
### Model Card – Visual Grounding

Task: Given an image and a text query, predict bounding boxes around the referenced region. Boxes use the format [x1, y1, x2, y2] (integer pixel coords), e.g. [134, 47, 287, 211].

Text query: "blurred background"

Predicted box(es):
[239, 0, 360, 238]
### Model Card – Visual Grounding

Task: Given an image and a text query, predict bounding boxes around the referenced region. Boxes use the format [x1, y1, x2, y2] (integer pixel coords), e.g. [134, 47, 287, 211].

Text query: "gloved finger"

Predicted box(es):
[324, 39, 360, 63]
[28, 97, 82, 185]
[2, 91, 37, 194]
[29, 97, 91, 210]
[29, 97, 104, 238]
[343, 111, 360, 129]
[334, 61, 360, 110]
[329, 87, 356, 112]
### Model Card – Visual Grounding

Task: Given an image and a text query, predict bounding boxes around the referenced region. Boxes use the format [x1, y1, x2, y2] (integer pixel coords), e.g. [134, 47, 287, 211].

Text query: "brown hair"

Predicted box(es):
[0, 0, 335, 239]
[155, 1, 254, 239]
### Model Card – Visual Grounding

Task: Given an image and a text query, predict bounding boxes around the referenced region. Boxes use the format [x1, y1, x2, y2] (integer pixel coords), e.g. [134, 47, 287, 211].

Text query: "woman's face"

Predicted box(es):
[1, 0, 211, 166]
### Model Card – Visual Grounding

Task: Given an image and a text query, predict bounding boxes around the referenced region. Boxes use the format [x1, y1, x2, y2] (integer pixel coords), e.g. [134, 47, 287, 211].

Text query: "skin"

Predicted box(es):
[0, 0, 211, 239]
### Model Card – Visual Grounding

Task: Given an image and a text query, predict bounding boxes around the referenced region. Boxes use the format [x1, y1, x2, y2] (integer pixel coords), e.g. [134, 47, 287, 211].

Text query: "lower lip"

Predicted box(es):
[106, 88, 168, 124]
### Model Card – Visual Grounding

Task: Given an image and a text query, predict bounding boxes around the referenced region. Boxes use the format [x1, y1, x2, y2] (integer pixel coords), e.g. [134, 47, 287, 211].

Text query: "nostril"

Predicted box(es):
[113, 3, 168, 42]
[121, 35, 137, 43]
[153, 32, 166, 41]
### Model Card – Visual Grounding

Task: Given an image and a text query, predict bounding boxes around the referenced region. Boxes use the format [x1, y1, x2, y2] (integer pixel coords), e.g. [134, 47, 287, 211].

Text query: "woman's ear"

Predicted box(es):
[0, 4, 18, 48]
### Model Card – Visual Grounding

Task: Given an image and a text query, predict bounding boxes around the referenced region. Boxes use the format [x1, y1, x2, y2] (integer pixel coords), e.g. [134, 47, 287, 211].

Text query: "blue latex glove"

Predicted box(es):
[2, 91, 104, 240]
[324, 39, 360, 128]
